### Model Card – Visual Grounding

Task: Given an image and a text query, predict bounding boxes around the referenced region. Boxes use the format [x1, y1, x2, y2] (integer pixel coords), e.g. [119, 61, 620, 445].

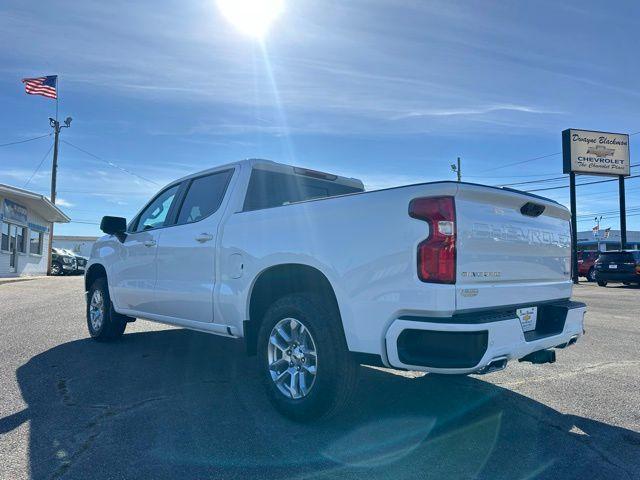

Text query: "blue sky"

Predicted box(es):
[1, 0, 639, 236]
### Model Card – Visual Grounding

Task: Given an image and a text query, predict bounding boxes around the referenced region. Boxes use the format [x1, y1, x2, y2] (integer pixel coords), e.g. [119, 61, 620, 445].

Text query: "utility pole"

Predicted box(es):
[594, 216, 602, 252]
[451, 157, 462, 182]
[46, 116, 72, 275]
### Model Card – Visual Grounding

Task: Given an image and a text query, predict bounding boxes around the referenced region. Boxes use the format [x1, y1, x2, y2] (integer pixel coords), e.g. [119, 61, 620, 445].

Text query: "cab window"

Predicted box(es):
[176, 169, 233, 225]
[132, 184, 180, 232]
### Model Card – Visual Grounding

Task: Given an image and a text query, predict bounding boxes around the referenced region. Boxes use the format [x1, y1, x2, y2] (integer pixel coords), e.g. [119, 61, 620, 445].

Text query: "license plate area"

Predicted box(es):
[609, 264, 618, 269]
[517, 306, 538, 332]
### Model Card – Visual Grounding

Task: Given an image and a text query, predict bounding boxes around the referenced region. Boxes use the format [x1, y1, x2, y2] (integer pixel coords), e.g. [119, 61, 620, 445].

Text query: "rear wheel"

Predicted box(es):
[257, 293, 358, 421]
[597, 280, 608, 287]
[587, 268, 596, 282]
[87, 277, 126, 341]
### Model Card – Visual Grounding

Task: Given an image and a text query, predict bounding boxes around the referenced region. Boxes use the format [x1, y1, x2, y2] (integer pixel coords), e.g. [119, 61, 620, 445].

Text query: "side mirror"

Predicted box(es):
[100, 216, 127, 241]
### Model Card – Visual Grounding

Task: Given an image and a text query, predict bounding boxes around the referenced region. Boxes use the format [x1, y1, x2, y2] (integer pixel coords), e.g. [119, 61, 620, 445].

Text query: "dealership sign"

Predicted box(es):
[562, 129, 630, 176]
[2, 198, 28, 224]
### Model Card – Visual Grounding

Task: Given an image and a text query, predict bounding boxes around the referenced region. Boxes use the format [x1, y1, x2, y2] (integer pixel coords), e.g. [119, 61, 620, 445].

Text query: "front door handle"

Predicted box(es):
[195, 233, 214, 243]
[143, 240, 156, 247]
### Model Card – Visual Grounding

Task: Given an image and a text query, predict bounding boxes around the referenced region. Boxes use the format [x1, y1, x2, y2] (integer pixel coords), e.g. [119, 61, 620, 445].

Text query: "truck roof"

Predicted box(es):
[168, 158, 365, 191]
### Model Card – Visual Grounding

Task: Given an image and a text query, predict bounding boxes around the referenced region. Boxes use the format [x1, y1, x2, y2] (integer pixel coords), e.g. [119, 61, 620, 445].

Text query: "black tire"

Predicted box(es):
[597, 280, 607, 287]
[587, 268, 596, 282]
[51, 262, 63, 276]
[86, 277, 126, 341]
[257, 293, 358, 422]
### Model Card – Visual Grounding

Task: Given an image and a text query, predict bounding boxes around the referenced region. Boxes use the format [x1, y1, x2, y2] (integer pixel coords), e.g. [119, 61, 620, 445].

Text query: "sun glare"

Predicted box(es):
[217, 0, 285, 38]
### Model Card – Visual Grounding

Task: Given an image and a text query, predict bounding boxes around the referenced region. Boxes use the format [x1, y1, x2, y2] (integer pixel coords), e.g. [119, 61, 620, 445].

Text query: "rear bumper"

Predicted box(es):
[595, 271, 639, 283]
[384, 300, 586, 374]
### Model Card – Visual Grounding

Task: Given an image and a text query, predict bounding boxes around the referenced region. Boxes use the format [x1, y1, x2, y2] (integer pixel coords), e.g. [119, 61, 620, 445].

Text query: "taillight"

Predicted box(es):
[409, 196, 456, 283]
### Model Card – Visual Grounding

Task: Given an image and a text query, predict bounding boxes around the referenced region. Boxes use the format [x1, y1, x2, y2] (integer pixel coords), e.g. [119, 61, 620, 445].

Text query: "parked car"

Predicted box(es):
[60, 249, 88, 275]
[84, 159, 586, 420]
[594, 250, 640, 287]
[51, 247, 77, 276]
[577, 250, 599, 282]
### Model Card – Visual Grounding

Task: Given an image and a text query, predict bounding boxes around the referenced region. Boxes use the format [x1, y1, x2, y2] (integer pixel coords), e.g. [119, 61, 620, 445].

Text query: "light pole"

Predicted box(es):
[46, 116, 72, 275]
[450, 157, 462, 182]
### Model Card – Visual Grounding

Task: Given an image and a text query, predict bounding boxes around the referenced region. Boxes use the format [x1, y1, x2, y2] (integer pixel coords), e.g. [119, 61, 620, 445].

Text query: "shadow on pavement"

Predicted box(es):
[2, 329, 639, 479]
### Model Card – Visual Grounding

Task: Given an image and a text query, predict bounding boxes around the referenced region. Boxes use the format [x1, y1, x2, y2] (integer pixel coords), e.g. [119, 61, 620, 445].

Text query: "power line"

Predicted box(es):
[497, 163, 639, 188]
[0, 133, 52, 148]
[577, 206, 640, 218]
[60, 139, 161, 186]
[69, 220, 100, 225]
[482, 152, 561, 173]
[497, 176, 567, 187]
[577, 211, 640, 222]
[23, 142, 54, 187]
[527, 174, 640, 192]
[466, 172, 559, 179]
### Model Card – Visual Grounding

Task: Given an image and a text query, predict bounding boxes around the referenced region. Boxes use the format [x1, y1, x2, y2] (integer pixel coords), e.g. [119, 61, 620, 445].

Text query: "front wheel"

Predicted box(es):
[87, 277, 126, 341]
[597, 280, 608, 287]
[257, 293, 358, 421]
[587, 268, 596, 282]
[51, 262, 63, 276]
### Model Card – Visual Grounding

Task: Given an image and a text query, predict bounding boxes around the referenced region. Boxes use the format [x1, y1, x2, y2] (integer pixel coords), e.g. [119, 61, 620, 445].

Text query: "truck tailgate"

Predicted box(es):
[455, 185, 572, 310]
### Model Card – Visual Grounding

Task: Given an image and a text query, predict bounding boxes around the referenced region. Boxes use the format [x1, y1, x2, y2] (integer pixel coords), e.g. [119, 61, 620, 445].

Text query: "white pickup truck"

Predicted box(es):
[86, 159, 586, 420]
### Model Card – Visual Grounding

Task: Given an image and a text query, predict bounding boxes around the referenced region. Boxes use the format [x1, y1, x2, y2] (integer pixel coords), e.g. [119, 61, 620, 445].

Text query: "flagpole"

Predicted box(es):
[55, 76, 59, 121]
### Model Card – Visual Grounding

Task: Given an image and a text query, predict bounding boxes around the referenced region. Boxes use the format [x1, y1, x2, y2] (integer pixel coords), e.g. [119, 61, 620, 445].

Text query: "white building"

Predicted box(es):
[0, 184, 70, 278]
[53, 235, 99, 258]
[577, 230, 640, 251]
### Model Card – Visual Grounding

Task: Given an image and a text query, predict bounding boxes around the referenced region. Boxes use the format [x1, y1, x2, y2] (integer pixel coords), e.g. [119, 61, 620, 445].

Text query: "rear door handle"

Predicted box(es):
[143, 240, 156, 247]
[195, 233, 214, 243]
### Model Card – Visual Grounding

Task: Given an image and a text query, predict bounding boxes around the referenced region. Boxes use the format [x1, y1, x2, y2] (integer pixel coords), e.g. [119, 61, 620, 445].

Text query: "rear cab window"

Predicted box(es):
[243, 168, 363, 212]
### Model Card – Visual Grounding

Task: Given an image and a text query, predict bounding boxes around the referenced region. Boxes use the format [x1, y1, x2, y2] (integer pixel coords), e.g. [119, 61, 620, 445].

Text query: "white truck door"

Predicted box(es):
[110, 184, 180, 313]
[153, 169, 235, 323]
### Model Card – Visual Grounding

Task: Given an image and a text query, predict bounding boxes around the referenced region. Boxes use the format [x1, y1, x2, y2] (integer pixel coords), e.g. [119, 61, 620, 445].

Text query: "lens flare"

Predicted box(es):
[216, 0, 285, 38]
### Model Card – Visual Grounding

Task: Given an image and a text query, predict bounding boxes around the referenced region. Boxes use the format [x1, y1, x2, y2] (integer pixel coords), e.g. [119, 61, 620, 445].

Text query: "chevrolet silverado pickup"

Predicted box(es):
[85, 159, 586, 420]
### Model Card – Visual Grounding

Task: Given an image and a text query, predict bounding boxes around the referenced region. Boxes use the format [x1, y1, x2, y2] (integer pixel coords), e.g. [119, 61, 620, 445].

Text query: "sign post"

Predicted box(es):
[619, 176, 626, 249]
[562, 129, 631, 283]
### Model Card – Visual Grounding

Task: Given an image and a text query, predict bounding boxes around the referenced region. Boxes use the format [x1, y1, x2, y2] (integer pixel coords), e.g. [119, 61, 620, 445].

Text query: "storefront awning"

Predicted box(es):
[0, 184, 70, 224]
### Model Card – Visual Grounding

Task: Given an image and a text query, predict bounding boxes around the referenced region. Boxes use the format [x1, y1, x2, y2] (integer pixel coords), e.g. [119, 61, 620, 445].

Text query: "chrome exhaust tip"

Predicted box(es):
[477, 356, 508, 375]
[556, 334, 579, 349]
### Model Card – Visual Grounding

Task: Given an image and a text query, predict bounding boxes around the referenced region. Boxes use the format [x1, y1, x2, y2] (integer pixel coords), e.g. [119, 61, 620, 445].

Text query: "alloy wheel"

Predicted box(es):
[267, 317, 318, 399]
[89, 290, 105, 332]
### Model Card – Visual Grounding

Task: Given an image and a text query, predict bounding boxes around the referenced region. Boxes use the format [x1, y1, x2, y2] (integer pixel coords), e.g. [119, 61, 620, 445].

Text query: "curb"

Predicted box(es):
[0, 276, 48, 286]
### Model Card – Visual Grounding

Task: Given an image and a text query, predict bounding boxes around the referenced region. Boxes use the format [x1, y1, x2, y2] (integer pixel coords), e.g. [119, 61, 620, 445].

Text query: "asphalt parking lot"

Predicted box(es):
[0, 277, 638, 480]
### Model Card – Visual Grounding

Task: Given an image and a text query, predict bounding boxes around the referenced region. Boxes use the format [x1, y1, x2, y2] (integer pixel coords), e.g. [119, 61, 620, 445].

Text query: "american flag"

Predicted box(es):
[21, 75, 57, 99]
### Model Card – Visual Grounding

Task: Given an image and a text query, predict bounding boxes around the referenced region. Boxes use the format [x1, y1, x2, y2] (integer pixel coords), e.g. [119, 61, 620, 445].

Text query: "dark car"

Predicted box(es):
[594, 251, 640, 287]
[577, 250, 599, 282]
[59, 248, 88, 275]
[51, 247, 77, 276]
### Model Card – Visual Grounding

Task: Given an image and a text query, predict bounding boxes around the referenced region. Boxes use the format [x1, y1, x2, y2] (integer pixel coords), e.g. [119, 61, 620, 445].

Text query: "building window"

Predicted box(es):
[1, 223, 8, 251]
[16, 226, 27, 253]
[30, 230, 43, 255]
